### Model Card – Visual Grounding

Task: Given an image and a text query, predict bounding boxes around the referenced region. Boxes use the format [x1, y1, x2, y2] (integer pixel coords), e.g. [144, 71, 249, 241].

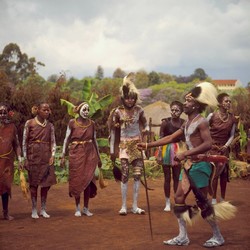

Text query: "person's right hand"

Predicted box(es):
[157, 152, 163, 164]
[110, 154, 116, 162]
[137, 142, 146, 150]
[18, 161, 24, 171]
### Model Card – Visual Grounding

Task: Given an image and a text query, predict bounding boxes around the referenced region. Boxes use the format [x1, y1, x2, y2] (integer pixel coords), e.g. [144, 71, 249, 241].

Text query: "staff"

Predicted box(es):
[141, 150, 153, 240]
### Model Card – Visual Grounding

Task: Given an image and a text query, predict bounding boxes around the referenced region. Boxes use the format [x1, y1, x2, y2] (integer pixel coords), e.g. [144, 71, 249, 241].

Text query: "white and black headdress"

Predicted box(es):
[186, 82, 218, 110]
[120, 72, 140, 102]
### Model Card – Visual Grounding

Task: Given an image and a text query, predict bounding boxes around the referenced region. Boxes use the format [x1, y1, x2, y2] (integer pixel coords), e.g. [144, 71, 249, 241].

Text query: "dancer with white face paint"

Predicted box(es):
[61, 102, 102, 217]
[157, 101, 185, 212]
[79, 103, 90, 119]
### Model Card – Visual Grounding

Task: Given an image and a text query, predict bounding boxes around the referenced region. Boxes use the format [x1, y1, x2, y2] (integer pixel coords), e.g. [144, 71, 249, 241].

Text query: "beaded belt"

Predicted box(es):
[71, 140, 92, 145]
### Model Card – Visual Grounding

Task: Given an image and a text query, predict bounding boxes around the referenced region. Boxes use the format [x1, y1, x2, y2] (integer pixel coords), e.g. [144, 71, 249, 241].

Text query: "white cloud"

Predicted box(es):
[0, 0, 250, 84]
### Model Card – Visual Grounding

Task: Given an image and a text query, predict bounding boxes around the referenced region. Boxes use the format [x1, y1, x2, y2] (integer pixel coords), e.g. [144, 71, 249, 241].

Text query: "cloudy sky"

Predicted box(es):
[1, 0, 250, 85]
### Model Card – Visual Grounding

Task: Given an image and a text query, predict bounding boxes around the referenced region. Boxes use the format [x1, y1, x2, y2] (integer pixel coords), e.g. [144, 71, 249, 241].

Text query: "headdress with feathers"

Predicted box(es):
[186, 82, 218, 109]
[120, 72, 140, 103]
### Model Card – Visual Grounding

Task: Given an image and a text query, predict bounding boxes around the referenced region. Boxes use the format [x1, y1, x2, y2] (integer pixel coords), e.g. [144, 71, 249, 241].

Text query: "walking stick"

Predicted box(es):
[141, 150, 153, 241]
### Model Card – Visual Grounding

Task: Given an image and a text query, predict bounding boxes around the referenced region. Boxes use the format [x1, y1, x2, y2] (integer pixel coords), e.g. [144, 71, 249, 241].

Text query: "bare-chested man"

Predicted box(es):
[138, 82, 226, 247]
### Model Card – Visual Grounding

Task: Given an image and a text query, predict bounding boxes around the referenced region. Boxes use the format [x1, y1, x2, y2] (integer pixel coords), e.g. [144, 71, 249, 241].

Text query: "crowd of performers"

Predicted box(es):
[0, 73, 238, 248]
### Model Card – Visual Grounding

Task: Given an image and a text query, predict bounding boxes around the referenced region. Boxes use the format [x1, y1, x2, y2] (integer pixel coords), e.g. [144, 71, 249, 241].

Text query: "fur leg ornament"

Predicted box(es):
[174, 204, 200, 226]
[213, 201, 237, 221]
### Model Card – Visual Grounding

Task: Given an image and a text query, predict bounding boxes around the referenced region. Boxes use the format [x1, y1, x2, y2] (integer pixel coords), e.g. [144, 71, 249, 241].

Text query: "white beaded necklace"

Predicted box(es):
[35, 116, 47, 127]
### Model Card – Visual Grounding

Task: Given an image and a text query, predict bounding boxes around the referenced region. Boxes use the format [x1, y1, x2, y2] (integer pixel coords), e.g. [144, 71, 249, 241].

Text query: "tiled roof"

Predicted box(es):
[212, 80, 237, 86]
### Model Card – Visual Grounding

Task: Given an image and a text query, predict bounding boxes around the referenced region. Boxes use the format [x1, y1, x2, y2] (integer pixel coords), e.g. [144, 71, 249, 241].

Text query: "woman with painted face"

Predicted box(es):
[23, 102, 57, 219]
[0, 103, 22, 220]
[61, 102, 102, 217]
[157, 101, 185, 212]
[207, 93, 237, 204]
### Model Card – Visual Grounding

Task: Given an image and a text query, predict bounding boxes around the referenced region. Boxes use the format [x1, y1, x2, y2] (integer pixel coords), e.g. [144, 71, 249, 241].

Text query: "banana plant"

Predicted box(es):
[60, 79, 112, 149]
[238, 121, 247, 152]
[60, 78, 113, 119]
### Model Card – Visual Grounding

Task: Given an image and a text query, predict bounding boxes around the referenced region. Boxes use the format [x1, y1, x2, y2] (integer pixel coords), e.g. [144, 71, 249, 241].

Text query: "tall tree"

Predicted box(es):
[0, 43, 45, 85]
[95, 65, 104, 80]
[192, 68, 208, 80]
[0, 68, 13, 103]
[113, 68, 126, 78]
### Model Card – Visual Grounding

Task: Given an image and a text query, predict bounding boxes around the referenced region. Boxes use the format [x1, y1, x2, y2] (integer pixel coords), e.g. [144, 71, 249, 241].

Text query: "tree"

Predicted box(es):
[0, 68, 13, 103]
[192, 68, 208, 80]
[47, 74, 59, 83]
[158, 72, 174, 83]
[0, 43, 45, 85]
[95, 65, 104, 80]
[148, 71, 160, 85]
[113, 68, 126, 78]
[231, 87, 250, 130]
[135, 70, 149, 88]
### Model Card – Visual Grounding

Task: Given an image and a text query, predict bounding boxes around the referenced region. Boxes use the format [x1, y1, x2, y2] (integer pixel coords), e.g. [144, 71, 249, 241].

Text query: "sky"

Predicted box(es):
[1, 0, 250, 86]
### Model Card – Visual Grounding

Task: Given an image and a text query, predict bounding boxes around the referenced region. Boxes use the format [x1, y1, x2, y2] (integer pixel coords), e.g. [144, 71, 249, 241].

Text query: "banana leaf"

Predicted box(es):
[60, 99, 77, 118]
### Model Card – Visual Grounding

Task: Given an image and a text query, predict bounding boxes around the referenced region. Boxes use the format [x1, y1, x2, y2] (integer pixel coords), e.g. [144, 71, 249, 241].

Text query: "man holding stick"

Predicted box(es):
[137, 82, 236, 247]
[108, 72, 149, 216]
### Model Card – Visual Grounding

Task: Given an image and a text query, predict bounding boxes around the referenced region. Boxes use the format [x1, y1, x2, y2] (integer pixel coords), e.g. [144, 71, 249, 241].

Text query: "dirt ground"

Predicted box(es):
[0, 177, 249, 250]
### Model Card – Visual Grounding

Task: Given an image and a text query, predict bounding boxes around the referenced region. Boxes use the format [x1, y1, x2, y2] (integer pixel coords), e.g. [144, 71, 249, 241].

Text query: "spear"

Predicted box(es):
[141, 150, 153, 241]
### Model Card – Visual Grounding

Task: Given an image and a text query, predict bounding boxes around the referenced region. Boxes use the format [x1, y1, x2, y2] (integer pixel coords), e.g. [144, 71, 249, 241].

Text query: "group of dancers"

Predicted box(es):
[0, 72, 237, 248]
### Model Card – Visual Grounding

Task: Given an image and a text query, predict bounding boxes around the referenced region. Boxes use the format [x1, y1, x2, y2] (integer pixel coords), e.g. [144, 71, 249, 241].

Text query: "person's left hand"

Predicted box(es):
[219, 145, 228, 154]
[174, 152, 186, 162]
[49, 156, 54, 166]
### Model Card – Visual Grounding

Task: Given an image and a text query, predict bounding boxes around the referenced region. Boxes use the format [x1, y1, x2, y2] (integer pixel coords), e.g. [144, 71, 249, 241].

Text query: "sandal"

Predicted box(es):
[203, 237, 225, 248]
[82, 207, 93, 217]
[163, 237, 190, 246]
[131, 207, 145, 215]
[119, 208, 127, 216]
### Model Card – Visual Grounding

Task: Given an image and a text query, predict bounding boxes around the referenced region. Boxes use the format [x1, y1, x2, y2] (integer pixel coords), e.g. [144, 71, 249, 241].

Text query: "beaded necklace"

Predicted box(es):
[74, 118, 91, 128]
[35, 116, 47, 127]
[218, 111, 229, 123]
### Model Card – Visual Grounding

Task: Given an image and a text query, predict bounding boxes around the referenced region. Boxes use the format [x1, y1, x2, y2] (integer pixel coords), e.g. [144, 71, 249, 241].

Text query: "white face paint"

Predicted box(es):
[79, 103, 90, 119]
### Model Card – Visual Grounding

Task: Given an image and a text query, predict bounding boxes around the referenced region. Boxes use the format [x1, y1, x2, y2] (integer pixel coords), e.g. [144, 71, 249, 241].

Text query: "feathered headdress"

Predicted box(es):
[186, 82, 218, 108]
[120, 72, 140, 102]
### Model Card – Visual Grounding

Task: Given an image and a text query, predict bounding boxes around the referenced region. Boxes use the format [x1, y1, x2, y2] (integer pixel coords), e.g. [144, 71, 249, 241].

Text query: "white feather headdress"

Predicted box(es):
[120, 72, 140, 102]
[187, 82, 218, 108]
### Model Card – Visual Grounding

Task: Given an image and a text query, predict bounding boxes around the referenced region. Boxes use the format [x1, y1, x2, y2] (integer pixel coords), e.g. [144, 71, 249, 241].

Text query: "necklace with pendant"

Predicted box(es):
[35, 117, 47, 127]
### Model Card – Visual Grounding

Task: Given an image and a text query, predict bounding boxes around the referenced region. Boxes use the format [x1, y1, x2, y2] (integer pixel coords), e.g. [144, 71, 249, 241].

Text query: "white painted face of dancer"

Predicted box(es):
[79, 103, 90, 119]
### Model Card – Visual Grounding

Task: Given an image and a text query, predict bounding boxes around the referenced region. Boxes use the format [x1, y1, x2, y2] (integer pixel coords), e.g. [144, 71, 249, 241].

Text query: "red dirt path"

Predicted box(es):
[0, 177, 249, 250]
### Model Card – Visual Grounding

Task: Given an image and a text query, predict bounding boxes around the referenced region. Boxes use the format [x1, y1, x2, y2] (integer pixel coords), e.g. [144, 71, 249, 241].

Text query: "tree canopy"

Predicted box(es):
[0, 42, 249, 148]
[0, 43, 45, 85]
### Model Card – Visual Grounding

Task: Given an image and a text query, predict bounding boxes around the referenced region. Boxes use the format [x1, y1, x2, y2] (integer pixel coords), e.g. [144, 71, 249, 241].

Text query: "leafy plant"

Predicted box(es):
[60, 78, 113, 119]
[238, 121, 247, 152]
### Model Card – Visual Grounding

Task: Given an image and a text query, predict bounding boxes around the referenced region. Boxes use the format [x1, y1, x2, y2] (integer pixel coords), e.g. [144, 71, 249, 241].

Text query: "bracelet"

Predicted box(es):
[145, 142, 148, 150]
